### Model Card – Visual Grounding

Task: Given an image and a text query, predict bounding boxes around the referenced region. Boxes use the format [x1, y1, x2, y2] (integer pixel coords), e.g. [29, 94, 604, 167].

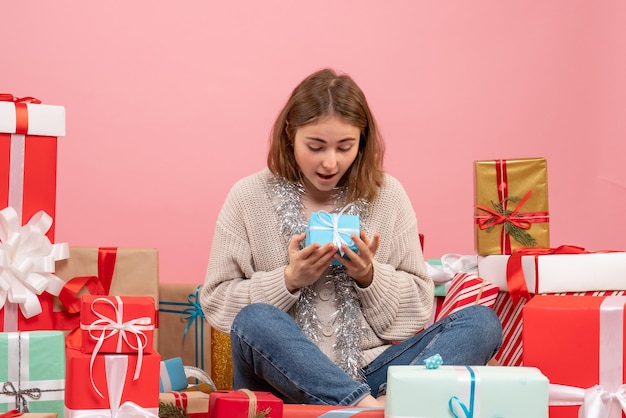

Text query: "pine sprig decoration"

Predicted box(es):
[159, 401, 189, 418]
[485, 196, 537, 247]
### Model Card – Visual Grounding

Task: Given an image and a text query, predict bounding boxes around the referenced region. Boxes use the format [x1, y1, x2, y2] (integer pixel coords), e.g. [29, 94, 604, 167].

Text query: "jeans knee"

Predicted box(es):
[232, 303, 283, 338]
[473, 305, 503, 344]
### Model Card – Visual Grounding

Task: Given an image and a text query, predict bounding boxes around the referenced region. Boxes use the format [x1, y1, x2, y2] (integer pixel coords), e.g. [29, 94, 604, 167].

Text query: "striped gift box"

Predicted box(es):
[435, 272, 500, 322]
[493, 290, 626, 367]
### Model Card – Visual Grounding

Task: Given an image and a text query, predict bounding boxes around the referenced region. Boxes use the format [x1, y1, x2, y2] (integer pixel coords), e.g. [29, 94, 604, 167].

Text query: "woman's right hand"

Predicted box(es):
[284, 232, 336, 292]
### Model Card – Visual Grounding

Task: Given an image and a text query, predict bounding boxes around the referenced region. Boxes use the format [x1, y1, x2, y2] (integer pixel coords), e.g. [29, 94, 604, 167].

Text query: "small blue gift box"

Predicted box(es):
[306, 211, 360, 266]
[159, 356, 188, 392]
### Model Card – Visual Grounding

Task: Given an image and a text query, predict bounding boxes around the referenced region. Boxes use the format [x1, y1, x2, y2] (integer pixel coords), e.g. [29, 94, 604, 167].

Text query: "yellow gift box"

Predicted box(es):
[474, 158, 550, 255]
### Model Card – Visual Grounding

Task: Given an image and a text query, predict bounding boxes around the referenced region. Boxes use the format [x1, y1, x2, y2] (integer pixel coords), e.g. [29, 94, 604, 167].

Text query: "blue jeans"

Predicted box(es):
[230, 302, 502, 406]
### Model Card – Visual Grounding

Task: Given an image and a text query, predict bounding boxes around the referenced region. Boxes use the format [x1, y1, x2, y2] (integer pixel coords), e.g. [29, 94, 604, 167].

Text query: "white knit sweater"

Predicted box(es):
[200, 168, 434, 367]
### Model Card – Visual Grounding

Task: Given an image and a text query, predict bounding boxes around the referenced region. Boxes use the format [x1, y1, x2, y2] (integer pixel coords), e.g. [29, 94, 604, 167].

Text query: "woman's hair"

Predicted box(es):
[267, 68, 385, 203]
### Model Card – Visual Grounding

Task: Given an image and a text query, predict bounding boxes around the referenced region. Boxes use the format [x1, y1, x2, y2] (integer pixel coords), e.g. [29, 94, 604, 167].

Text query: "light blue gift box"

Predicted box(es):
[159, 356, 188, 392]
[306, 211, 360, 266]
[385, 365, 549, 418]
[0, 331, 65, 416]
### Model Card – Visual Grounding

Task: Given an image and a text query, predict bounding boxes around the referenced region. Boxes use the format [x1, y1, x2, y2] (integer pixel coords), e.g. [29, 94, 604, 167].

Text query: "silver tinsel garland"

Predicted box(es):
[268, 176, 369, 382]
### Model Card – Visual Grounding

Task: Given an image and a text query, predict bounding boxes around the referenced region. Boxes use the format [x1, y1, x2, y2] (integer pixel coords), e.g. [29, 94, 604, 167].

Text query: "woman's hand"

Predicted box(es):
[336, 230, 380, 288]
[284, 233, 337, 292]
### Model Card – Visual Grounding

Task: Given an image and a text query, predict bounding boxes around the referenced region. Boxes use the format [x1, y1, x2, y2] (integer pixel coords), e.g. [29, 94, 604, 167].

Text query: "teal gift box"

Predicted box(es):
[385, 365, 549, 418]
[305, 211, 360, 266]
[0, 331, 65, 416]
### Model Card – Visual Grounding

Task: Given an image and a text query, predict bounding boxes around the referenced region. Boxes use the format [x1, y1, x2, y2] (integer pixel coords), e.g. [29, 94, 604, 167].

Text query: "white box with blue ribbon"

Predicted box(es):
[385, 365, 549, 418]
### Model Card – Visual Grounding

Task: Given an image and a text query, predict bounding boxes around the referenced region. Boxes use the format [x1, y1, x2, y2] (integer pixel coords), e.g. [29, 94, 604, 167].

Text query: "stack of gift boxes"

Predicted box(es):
[470, 158, 626, 417]
[64, 295, 160, 416]
[1, 95, 164, 417]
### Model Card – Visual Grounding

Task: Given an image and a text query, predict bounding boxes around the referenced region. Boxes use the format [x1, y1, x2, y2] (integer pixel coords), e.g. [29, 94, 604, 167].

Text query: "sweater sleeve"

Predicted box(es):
[355, 176, 434, 341]
[199, 176, 300, 334]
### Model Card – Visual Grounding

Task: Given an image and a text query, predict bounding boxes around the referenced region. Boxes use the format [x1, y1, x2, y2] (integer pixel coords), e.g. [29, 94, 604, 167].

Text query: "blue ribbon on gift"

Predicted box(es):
[158, 285, 206, 370]
[448, 366, 476, 418]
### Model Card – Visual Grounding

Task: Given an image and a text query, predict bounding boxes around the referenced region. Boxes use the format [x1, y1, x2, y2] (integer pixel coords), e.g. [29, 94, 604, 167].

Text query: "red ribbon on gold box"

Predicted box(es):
[474, 158, 550, 255]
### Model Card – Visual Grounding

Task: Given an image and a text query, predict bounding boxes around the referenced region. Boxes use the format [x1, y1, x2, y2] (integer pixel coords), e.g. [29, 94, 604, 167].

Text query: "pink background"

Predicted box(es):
[2, 1, 625, 284]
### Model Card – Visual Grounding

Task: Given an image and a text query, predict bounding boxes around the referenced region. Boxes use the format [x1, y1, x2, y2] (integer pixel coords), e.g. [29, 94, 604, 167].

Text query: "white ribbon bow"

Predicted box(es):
[0, 206, 69, 319]
[549, 383, 626, 418]
[426, 254, 478, 284]
[83, 296, 154, 397]
[309, 207, 358, 257]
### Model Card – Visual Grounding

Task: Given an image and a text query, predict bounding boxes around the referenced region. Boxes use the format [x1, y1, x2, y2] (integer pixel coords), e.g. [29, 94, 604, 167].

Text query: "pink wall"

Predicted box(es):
[2, 1, 625, 284]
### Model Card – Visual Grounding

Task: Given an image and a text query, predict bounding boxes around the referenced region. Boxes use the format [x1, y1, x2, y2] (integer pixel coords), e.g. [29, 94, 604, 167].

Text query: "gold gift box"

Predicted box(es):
[474, 158, 550, 255]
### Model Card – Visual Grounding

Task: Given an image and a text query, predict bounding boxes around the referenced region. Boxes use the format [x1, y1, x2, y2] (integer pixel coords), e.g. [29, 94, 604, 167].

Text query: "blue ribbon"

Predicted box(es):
[448, 366, 476, 418]
[158, 285, 206, 370]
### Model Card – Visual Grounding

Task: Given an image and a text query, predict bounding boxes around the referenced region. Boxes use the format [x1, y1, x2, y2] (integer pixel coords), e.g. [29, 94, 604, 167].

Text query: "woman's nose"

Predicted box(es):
[321, 151, 338, 169]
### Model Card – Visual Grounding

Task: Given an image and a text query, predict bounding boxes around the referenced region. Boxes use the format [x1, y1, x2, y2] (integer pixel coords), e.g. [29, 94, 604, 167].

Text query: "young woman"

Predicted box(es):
[199, 68, 502, 407]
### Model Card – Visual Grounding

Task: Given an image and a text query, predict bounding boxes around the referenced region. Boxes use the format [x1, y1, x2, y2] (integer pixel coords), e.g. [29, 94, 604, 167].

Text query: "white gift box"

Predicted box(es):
[0, 100, 65, 136]
[477, 252, 626, 294]
[385, 365, 549, 418]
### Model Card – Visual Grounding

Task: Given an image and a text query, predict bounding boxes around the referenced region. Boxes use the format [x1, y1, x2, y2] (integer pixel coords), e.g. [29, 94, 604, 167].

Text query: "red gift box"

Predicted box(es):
[0, 94, 65, 242]
[283, 404, 383, 417]
[209, 390, 283, 418]
[523, 295, 626, 418]
[79, 295, 156, 354]
[64, 347, 160, 416]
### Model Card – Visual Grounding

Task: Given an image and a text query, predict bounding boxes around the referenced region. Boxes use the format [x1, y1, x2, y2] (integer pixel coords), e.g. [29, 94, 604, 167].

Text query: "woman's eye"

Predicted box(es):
[339, 146, 353, 152]
[308, 146, 322, 152]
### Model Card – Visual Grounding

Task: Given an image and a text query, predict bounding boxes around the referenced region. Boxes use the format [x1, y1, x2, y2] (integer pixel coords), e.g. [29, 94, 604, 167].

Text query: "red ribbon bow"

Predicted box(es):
[475, 189, 534, 231]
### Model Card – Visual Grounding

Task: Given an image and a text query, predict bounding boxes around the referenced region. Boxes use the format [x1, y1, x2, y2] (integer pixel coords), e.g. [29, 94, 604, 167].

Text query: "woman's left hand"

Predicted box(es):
[335, 230, 380, 287]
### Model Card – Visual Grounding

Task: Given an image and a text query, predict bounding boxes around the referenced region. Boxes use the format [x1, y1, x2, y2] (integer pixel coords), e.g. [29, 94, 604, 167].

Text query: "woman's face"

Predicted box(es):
[292, 115, 360, 195]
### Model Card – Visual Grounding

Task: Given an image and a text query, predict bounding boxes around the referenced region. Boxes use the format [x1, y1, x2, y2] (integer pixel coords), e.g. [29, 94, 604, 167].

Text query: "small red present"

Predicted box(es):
[79, 295, 156, 354]
[209, 390, 283, 418]
[64, 347, 160, 416]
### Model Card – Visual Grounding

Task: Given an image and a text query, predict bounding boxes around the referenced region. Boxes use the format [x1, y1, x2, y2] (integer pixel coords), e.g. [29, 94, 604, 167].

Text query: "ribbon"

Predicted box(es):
[447, 366, 477, 418]
[238, 389, 271, 418]
[308, 207, 359, 257]
[158, 285, 206, 370]
[84, 296, 153, 398]
[548, 296, 626, 417]
[505, 245, 592, 303]
[426, 254, 478, 284]
[1, 382, 41, 412]
[67, 355, 158, 418]
[0, 94, 41, 135]
[0, 206, 69, 329]
[56, 247, 118, 335]
[424, 353, 443, 369]
[474, 160, 549, 254]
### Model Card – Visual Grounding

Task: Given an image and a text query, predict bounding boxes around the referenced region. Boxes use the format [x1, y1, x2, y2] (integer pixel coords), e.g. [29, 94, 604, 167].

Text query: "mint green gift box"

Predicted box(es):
[385, 365, 549, 418]
[0, 331, 65, 416]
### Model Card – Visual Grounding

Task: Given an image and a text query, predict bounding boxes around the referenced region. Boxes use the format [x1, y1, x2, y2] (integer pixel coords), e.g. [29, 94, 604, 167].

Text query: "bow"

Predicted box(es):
[83, 296, 153, 397]
[1, 382, 41, 412]
[0, 207, 69, 320]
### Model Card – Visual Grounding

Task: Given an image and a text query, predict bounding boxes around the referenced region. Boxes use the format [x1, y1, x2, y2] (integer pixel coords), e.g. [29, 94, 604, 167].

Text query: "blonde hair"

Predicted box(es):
[267, 68, 385, 203]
